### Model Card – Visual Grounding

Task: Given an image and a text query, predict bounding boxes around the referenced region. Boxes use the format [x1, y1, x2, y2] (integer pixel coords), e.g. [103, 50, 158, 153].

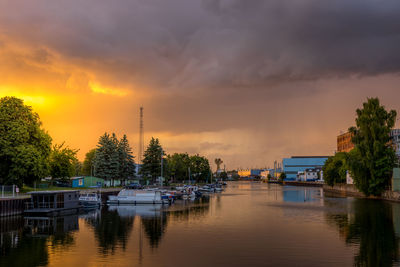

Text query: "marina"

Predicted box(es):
[2, 181, 400, 267]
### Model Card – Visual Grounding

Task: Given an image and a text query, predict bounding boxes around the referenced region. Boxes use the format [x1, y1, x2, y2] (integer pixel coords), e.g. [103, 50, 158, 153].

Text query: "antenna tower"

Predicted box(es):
[139, 106, 144, 164]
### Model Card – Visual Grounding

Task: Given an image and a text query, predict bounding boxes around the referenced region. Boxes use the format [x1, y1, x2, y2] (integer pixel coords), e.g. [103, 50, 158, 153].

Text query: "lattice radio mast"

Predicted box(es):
[139, 106, 144, 164]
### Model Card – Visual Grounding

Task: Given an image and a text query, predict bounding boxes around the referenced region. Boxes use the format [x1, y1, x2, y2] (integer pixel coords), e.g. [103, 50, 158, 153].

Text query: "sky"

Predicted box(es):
[1, 0, 400, 170]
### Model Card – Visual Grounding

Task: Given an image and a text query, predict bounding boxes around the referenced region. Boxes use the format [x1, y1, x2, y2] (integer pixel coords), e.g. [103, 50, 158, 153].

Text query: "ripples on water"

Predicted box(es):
[1, 182, 400, 266]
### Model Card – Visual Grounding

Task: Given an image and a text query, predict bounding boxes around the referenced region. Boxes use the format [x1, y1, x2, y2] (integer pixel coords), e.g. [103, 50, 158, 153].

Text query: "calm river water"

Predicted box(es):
[1, 182, 400, 267]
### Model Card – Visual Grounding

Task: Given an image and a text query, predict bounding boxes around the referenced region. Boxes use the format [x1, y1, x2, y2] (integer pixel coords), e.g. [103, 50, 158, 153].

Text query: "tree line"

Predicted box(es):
[323, 97, 398, 196]
[135, 137, 211, 184]
[84, 136, 212, 185]
[0, 96, 212, 188]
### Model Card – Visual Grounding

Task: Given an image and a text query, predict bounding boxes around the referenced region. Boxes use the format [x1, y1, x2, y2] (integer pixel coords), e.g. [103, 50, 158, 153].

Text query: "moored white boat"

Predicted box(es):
[107, 189, 169, 205]
[79, 192, 102, 208]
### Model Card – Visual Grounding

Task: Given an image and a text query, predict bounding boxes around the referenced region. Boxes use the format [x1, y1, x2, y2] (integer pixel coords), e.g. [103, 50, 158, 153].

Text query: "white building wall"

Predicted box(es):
[346, 171, 354, 184]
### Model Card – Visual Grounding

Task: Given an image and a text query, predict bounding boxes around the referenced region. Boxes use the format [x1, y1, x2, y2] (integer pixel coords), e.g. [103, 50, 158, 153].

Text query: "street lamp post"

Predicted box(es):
[160, 148, 163, 187]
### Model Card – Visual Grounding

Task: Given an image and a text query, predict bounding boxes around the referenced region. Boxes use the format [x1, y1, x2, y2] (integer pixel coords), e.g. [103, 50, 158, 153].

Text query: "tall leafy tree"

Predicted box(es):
[118, 134, 136, 182]
[139, 137, 164, 183]
[94, 133, 120, 186]
[166, 153, 190, 182]
[0, 97, 52, 187]
[166, 153, 210, 182]
[73, 159, 83, 176]
[49, 143, 79, 181]
[322, 152, 348, 186]
[347, 98, 397, 196]
[189, 154, 211, 182]
[82, 148, 96, 176]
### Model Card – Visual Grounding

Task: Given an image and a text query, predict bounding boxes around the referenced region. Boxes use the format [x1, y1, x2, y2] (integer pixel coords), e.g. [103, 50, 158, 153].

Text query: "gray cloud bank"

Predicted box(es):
[1, 0, 400, 168]
[1, 0, 400, 91]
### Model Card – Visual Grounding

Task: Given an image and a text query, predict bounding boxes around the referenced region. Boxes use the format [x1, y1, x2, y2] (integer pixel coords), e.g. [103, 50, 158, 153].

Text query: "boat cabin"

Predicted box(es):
[25, 190, 81, 216]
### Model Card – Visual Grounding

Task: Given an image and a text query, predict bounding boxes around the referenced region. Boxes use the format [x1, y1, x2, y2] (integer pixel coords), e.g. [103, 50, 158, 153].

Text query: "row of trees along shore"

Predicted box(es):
[323, 97, 398, 196]
[0, 96, 212, 188]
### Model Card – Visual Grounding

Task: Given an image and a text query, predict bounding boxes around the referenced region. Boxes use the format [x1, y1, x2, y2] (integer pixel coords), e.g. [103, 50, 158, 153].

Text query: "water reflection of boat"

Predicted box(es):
[24, 215, 79, 237]
[108, 204, 163, 217]
[79, 208, 101, 221]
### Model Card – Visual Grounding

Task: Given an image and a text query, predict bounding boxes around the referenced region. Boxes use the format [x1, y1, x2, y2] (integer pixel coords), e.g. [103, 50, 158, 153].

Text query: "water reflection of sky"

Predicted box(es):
[282, 187, 323, 204]
[2, 182, 400, 266]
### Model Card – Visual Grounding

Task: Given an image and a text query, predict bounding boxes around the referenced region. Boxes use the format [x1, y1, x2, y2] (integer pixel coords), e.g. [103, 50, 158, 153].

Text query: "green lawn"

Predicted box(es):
[22, 186, 76, 193]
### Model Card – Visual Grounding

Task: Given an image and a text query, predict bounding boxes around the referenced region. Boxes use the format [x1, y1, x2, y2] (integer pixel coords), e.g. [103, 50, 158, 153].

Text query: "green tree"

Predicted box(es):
[322, 152, 348, 186]
[189, 154, 211, 182]
[49, 143, 79, 181]
[118, 134, 136, 182]
[0, 97, 52, 187]
[139, 137, 164, 183]
[73, 159, 83, 176]
[166, 153, 190, 182]
[279, 172, 286, 181]
[347, 98, 397, 196]
[94, 133, 120, 186]
[82, 149, 96, 176]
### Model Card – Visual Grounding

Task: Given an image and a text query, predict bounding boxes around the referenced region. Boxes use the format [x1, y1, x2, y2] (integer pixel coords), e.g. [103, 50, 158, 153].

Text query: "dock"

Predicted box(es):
[0, 197, 30, 217]
[267, 180, 323, 187]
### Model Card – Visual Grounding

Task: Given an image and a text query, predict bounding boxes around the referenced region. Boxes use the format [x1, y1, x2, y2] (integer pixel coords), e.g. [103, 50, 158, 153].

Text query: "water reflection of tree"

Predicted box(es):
[141, 213, 168, 248]
[0, 230, 48, 267]
[1, 216, 47, 267]
[48, 216, 78, 249]
[91, 208, 134, 254]
[326, 199, 399, 267]
[168, 197, 210, 221]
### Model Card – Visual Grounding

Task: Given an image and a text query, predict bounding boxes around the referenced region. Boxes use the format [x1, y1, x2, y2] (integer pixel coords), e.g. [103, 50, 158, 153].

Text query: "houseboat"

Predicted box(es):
[24, 190, 81, 216]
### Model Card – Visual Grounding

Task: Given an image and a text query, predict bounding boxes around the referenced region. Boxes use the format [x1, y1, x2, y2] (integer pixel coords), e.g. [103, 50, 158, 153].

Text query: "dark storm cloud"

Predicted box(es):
[1, 0, 400, 91]
[2, 0, 400, 168]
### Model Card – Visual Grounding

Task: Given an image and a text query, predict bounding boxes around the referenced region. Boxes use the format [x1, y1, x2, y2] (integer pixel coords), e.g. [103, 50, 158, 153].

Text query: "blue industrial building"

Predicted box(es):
[282, 156, 329, 180]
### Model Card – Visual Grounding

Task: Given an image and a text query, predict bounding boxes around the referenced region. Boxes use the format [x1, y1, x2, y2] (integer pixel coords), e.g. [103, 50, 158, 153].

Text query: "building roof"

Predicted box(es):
[70, 176, 84, 180]
[70, 176, 102, 180]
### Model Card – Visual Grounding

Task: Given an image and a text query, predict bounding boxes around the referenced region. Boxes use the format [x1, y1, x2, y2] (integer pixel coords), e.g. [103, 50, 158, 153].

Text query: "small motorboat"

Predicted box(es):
[199, 185, 214, 193]
[79, 192, 102, 208]
[182, 190, 196, 199]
